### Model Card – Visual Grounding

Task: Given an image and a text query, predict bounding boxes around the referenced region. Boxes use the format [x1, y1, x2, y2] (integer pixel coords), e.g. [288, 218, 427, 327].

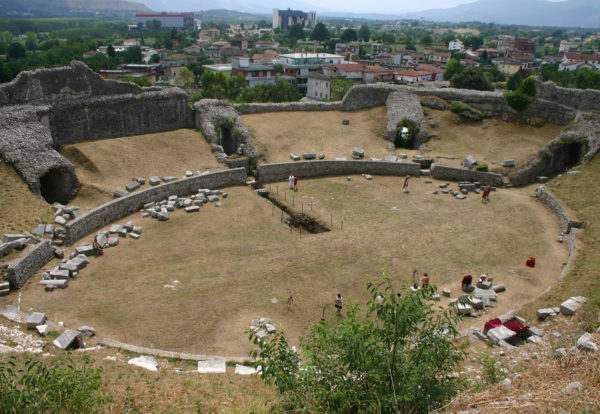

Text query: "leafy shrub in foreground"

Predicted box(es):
[0, 355, 109, 413]
[249, 274, 465, 413]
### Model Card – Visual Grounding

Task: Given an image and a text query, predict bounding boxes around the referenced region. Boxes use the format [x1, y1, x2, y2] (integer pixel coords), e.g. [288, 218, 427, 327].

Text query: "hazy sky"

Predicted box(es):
[299, 0, 478, 14]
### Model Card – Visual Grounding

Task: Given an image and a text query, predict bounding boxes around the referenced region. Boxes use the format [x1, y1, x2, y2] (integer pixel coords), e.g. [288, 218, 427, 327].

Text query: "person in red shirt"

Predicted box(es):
[335, 294, 343, 316]
[293, 175, 298, 192]
[482, 186, 491, 203]
[461, 274, 474, 292]
[403, 175, 410, 193]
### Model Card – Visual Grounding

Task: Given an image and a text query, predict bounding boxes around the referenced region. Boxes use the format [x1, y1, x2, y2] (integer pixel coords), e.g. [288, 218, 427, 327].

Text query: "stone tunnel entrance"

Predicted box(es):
[219, 125, 238, 156]
[39, 166, 79, 205]
[545, 141, 587, 173]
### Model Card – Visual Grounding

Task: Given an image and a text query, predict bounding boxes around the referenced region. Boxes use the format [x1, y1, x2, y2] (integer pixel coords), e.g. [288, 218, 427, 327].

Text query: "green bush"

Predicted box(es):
[0, 355, 109, 413]
[476, 163, 489, 172]
[520, 76, 537, 97]
[395, 118, 420, 148]
[249, 274, 465, 413]
[449, 101, 483, 120]
[504, 91, 533, 113]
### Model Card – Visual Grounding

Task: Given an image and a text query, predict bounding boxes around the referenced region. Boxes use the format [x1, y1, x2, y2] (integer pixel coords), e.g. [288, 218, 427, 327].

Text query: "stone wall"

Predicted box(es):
[0, 105, 80, 203]
[510, 111, 600, 186]
[234, 101, 340, 114]
[536, 78, 600, 112]
[385, 91, 428, 146]
[64, 168, 247, 245]
[50, 88, 194, 146]
[430, 164, 505, 186]
[6, 240, 54, 289]
[194, 99, 259, 168]
[256, 160, 421, 184]
[0, 60, 148, 106]
[535, 185, 580, 233]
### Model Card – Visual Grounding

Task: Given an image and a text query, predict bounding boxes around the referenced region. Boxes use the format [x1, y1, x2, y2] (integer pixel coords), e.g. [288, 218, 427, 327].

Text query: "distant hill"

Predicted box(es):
[407, 0, 600, 28]
[0, 0, 150, 18]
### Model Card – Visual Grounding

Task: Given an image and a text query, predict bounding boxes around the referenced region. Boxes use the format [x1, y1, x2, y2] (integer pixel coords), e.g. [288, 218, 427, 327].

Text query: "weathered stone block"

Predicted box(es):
[536, 308, 556, 319]
[162, 176, 177, 183]
[77, 326, 96, 337]
[54, 216, 67, 225]
[577, 332, 598, 352]
[487, 326, 516, 343]
[53, 329, 82, 350]
[560, 298, 583, 316]
[113, 188, 129, 198]
[125, 181, 141, 192]
[26, 312, 46, 329]
[39, 279, 68, 288]
[75, 244, 95, 256]
[302, 153, 316, 160]
[107, 237, 119, 247]
[353, 148, 365, 158]
[149, 176, 161, 186]
[442, 288, 451, 297]
[197, 360, 226, 373]
[493, 284, 506, 293]
[235, 364, 259, 375]
[49, 269, 70, 280]
[128, 355, 159, 371]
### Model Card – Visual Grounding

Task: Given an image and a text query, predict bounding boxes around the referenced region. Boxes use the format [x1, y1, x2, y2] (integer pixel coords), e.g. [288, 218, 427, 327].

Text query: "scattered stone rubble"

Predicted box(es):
[38, 223, 140, 291]
[536, 296, 586, 320]
[432, 181, 496, 200]
[249, 317, 276, 341]
[140, 188, 226, 221]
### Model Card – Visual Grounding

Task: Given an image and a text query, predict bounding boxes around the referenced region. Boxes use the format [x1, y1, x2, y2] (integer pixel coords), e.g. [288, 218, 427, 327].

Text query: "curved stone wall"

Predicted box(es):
[256, 160, 421, 184]
[234, 101, 340, 114]
[536, 78, 600, 112]
[6, 240, 54, 289]
[0, 60, 146, 106]
[194, 99, 259, 167]
[0, 105, 80, 202]
[430, 164, 505, 186]
[535, 186, 580, 233]
[64, 168, 247, 245]
[50, 88, 194, 146]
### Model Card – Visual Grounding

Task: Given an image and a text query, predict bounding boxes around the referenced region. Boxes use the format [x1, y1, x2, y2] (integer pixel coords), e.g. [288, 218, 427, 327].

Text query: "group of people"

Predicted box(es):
[461, 273, 492, 292]
[288, 175, 298, 191]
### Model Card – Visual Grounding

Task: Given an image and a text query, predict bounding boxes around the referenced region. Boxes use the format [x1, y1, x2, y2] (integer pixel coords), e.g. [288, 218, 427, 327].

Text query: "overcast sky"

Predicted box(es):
[299, 0, 478, 14]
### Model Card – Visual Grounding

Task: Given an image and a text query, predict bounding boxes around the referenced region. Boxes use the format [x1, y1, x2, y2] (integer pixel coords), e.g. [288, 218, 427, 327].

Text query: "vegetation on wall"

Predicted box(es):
[395, 118, 420, 148]
[504, 76, 537, 113]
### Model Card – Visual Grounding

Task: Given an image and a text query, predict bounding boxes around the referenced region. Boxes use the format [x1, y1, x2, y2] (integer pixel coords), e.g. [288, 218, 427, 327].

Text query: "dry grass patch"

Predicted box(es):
[62, 129, 223, 211]
[241, 107, 389, 163]
[0, 159, 53, 264]
[10, 176, 567, 356]
[241, 108, 563, 173]
[423, 110, 564, 172]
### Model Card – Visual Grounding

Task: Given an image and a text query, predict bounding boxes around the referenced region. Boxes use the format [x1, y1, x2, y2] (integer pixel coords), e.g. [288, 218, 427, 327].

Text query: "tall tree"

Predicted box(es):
[450, 68, 494, 91]
[174, 66, 195, 93]
[358, 25, 370, 42]
[310, 22, 329, 42]
[288, 24, 305, 41]
[341, 28, 358, 42]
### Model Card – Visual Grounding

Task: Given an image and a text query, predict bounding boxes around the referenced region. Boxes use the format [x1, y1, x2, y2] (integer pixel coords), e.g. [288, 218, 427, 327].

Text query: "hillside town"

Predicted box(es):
[1, 8, 599, 101]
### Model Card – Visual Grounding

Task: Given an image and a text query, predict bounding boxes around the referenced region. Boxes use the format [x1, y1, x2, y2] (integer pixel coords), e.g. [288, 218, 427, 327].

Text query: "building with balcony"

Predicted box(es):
[231, 57, 276, 87]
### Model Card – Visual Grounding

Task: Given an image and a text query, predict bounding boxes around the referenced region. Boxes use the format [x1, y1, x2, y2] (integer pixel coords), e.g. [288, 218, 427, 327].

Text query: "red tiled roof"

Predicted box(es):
[565, 52, 597, 61]
[395, 70, 433, 77]
[326, 63, 365, 72]
[417, 64, 445, 74]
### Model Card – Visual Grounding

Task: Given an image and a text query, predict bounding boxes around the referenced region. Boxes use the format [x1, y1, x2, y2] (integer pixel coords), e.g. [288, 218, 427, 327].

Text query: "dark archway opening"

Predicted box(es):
[544, 141, 586, 173]
[219, 126, 238, 156]
[39, 167, 77, 204]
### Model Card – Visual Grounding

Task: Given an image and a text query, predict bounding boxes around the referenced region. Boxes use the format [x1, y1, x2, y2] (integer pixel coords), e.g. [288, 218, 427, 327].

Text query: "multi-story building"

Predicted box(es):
[232, 57, 276, 87]
[275, 52, 345, 94]
[230, 38, 255, 52]
[272, 8, 317, 30]
[514, 37, 535, 54]
[448, 39, 464, 52]
[135, 12, 195, 31]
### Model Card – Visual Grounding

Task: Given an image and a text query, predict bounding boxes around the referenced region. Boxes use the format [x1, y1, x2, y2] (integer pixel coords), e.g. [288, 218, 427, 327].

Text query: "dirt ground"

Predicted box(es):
[63, 129, 224, 212]
[241, 107, 389, 164]
[6, 176, 567, 356]
[243, 108, 563, 174]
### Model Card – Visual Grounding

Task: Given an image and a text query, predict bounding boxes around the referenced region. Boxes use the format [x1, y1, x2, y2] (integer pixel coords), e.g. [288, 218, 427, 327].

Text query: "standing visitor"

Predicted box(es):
[403, 175, 410, 193]
[293, 175, 298, 192]
[289, 174, 294, 189]
[335, 293, 343, 316]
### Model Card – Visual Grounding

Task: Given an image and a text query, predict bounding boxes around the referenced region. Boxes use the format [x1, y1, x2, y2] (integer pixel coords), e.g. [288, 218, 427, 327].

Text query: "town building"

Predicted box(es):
[448, 39, 464, 52]
[202, 63, 232, 78]
[275, 52, 345, 94]
[231, 57, 276, 87]
[514, 37, 535, 54]
[230, 38, 255, 51]
[135, 12, 195, 31]
[272, 8, 317, 30]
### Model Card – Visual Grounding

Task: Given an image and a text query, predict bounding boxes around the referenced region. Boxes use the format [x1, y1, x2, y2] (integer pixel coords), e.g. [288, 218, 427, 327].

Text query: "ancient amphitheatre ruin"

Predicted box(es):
[1, 60, 599, 358]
